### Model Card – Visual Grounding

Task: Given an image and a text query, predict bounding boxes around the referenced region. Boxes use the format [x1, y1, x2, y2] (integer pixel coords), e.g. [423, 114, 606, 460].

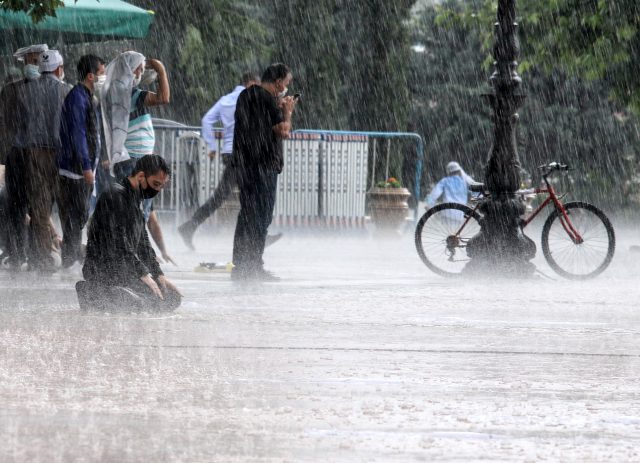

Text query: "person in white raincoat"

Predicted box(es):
[100, 51, 146, 176]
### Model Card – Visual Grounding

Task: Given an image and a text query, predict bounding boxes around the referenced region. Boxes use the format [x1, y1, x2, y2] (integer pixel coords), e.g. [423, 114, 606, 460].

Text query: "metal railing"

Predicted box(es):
[275, 132, 370, 228]
[293, 129, 425, 220]
[152, 121, 425, 228]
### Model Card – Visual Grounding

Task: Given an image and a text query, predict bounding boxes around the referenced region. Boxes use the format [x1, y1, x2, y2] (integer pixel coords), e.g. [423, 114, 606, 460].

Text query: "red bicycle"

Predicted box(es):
[415, 162, 616, 279]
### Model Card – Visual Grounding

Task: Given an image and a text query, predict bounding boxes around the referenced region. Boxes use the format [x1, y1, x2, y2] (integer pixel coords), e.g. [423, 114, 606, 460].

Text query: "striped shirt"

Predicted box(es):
[124, 88, 155, 158]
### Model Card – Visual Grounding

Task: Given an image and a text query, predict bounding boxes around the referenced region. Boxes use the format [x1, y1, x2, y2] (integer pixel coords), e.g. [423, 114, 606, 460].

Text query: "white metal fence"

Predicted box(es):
[153, 123, 370, 229]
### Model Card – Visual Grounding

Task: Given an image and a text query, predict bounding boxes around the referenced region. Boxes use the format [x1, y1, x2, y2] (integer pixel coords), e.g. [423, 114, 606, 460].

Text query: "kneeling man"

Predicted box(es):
[76, 155, 181, 311]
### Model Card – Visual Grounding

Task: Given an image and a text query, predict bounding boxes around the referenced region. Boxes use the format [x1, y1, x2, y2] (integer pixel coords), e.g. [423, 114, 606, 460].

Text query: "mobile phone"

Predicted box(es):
[293, 92, 302, 100]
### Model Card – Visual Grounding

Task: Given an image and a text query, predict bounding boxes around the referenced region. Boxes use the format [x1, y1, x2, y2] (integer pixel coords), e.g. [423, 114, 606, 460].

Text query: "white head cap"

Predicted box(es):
[39, 50, 64, 72]
[13, 44, 49, 61]
[446, 161, 462, 174]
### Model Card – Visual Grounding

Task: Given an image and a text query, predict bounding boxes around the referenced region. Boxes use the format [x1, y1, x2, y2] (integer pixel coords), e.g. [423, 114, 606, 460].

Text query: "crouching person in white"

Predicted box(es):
[76, 154, 181, 311]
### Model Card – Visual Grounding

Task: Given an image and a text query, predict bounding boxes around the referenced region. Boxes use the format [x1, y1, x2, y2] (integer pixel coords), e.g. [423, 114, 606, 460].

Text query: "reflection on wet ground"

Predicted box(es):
[1, 229, 639, 461]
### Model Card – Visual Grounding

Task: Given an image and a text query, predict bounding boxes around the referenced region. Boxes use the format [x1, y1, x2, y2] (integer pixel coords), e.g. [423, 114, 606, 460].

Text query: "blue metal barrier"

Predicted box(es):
[294, 129, 425, 218]
[153, 121, 425, 226]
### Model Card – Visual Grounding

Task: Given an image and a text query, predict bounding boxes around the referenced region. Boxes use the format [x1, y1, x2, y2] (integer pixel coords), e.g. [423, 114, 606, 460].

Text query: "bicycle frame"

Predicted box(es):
[520, 176, 584, 245]
[450, 210, 477, 250]
[453, 174, 584, 246]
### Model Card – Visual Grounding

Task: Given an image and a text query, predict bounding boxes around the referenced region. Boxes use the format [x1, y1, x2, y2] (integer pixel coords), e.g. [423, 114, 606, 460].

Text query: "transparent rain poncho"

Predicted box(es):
[100, 51, 145, 171]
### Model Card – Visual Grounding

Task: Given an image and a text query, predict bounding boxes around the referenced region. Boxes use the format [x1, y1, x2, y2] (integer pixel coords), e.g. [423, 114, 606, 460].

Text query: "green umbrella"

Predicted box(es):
[0, 0, 154, 49]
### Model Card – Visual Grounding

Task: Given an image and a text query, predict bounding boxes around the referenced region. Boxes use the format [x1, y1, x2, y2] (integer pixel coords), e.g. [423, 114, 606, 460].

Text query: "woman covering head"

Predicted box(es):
[101, 51, 145, 170]
[426, 161, 478, 221]
[446, 161, 476, 186]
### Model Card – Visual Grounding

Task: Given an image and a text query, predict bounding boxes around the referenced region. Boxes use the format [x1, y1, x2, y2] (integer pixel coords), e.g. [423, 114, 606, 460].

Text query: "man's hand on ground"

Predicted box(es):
[157, 275, 182, 296]
[141, 274, 163, 300]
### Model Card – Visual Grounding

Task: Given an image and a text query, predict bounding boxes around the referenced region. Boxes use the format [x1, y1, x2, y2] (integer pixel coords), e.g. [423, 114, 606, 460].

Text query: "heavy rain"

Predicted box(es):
[1, 0, 639, 461]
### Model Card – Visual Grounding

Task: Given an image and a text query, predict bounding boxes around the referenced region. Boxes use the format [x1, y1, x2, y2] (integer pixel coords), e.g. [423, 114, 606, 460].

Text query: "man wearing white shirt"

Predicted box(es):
[178, 72, 259, 250]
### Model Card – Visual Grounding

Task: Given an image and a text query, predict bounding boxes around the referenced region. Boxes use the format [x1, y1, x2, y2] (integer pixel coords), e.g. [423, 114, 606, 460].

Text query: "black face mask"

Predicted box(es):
[141, 176, 160, 199]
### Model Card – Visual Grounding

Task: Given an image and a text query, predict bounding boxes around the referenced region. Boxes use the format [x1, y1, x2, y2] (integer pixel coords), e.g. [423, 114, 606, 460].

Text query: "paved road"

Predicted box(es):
[1, 229, 639, 461]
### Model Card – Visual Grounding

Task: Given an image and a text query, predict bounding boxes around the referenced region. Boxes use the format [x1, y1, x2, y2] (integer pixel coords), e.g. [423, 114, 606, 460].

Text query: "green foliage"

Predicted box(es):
[408, 1, 491, 188]
[410, 1, 640, 208]
[268, 0, 413, 132]
[437, 0, 640, 116]
[127, 0, 270, 123]
[178, 25, 209, 107]
[0, 0, 65, 23]
[268, 0, 344, 129]
[376, 177, 402, 188]
[343, 1, 413, 133]
[125, 0, 415, 132]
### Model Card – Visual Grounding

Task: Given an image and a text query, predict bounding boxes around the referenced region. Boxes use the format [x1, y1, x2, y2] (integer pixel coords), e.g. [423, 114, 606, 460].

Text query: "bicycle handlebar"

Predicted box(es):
[538, 162, 570, 175]
[467, 162, 569, 198]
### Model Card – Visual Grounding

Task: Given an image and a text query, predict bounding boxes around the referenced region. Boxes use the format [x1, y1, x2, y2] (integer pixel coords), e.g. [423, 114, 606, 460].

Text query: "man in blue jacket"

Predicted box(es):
[57, 54, 105, 268]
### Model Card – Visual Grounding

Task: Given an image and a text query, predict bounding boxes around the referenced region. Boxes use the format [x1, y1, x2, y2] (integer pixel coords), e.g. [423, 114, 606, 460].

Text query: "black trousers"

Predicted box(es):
[191, 155, 236, 226]
[5, 148, 60, 268]
[76, 279, 181, 311]
[232, 170, 278, 272]
[58, 176, 91, 267]
[4, 148, 28, 266]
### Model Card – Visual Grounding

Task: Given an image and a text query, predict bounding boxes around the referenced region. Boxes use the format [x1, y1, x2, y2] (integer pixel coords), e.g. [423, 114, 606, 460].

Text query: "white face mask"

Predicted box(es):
[94, 74, 106, 96]
[133, 74, 142, 87]
[278, 87, 288, 99]
[59, 70, 65, 82]
[24, 64, 40, 80]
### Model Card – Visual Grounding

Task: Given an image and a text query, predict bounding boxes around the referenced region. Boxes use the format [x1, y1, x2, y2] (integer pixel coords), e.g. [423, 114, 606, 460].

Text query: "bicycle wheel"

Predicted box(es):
[415, 203, 481, 277]
[541, 201, 615, 279]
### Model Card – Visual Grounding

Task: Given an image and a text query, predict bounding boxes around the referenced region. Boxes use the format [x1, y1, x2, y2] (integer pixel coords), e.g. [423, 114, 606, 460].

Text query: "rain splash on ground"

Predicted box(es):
[1, 222, 639, 461]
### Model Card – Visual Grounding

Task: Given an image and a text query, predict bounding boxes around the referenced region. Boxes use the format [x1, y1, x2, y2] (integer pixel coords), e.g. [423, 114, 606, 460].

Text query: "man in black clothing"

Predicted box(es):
[76, 155, 181, 311]
[231, 63, 297, 281]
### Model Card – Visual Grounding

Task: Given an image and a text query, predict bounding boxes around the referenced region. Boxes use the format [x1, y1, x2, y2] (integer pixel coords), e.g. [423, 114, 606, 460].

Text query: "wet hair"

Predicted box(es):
[133, 154, 171, 177]
[261, 63, 291, 83]
[240, 71, 259, 86]
[77, 54, 105, 81]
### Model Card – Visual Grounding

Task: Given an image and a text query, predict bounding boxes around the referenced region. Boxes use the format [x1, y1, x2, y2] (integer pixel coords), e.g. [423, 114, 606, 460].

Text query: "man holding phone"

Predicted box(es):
[231, 63, 297, 281]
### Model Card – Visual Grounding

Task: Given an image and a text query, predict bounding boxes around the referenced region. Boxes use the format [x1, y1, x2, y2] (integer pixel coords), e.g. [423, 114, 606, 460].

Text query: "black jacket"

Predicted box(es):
[231, 86, 284, 182]
[83, 178, 162, 285]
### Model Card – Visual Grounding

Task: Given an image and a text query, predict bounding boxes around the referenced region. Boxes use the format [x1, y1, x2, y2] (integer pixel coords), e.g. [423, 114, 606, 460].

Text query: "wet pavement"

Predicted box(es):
[1, 227, 639, 461]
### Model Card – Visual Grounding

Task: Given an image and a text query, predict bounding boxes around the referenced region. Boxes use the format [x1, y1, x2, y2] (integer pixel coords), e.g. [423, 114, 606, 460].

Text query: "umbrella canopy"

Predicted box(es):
[0, 0, 154, 49]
